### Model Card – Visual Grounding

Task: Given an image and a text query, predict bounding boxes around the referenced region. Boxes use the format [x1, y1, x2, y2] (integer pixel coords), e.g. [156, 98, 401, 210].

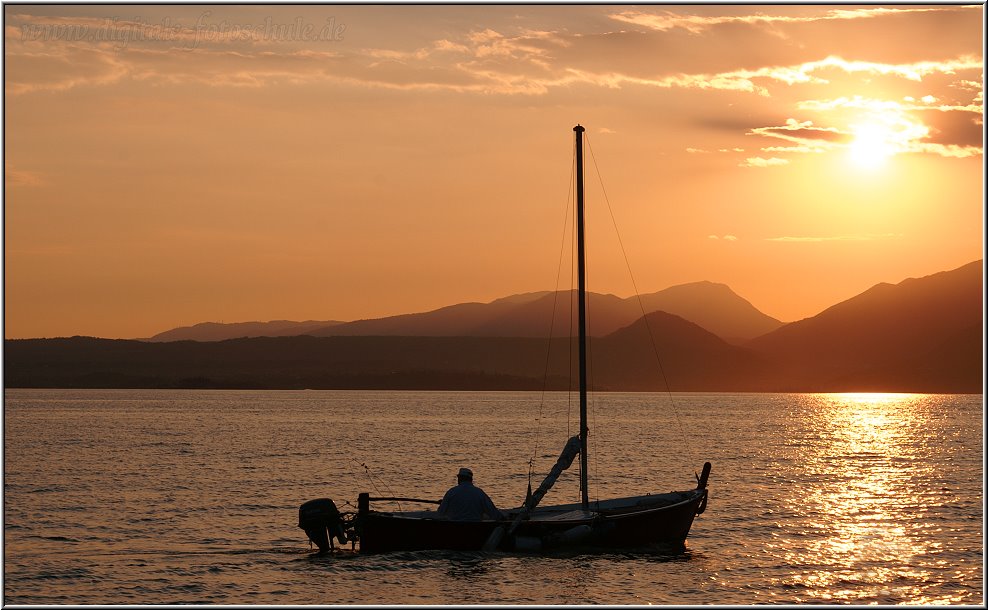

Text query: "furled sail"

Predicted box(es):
[481, 435, 583, 551]
[525, 435, 582, 512]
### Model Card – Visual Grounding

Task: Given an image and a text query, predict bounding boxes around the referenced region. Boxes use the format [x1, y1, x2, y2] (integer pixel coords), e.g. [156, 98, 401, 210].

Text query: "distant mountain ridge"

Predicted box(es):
[746, 260, 983, 391]
[5, 311, 774, 391]
[8, 260, 981, 393]
[147, 281, 783, 344]
[149, 320, 344, 342]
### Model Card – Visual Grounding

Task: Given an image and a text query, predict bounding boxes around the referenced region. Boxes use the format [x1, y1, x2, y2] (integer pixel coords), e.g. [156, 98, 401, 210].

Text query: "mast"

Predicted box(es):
[574, 124, 589, 510]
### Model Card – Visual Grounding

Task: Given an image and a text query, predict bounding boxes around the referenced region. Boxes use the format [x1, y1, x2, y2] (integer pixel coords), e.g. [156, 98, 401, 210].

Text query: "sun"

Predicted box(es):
[847, 122, 896, 170]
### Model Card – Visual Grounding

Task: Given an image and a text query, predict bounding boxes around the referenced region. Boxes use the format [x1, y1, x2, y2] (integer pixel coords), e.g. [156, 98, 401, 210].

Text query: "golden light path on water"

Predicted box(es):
[780, 393, 971, 604]
[3, 390, 982, 603]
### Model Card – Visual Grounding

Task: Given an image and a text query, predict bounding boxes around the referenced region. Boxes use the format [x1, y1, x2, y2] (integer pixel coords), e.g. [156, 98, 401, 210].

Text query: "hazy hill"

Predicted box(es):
[145, 282, 782, 343]
[377, 281, 784, 342]
[314, 290, 638, 338]
[747, 260, 983, 392]
[149, 320, 344, 342]
[591, 311, 772, 390]
[639, 282, 783, 343]
[308, 291, 553, 337]
[3, 312, 771, 391]
[3, 335, 556, 390]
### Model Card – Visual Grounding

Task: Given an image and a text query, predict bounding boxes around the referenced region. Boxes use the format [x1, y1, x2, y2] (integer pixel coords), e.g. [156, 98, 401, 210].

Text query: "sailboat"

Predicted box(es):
[298, 125, 711, 554]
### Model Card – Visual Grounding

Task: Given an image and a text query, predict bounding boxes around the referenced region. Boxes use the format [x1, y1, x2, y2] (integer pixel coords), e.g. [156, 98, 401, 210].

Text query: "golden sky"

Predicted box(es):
[3, 4, 984, 339]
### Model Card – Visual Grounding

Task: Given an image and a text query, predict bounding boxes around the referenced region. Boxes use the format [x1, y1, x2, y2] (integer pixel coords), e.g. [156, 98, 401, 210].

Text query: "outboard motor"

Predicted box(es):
[298, 498, 346, 553]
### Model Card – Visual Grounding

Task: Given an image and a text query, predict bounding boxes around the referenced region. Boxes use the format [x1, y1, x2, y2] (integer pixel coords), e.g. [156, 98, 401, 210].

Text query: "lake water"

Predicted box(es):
[3, 389, 983, 604]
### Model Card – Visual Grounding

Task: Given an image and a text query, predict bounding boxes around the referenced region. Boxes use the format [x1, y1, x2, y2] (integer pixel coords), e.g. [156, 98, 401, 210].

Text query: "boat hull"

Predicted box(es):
[357, 489, 707, 554]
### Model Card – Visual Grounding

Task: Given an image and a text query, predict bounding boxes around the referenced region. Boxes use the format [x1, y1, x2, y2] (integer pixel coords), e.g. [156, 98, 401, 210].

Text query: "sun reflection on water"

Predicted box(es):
[840, 392, 925, 405]
[779, 393, 968, 604]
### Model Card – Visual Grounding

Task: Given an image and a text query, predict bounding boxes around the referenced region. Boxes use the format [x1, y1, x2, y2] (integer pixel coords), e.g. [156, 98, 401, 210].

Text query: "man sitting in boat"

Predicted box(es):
[437, 467, 505, 521]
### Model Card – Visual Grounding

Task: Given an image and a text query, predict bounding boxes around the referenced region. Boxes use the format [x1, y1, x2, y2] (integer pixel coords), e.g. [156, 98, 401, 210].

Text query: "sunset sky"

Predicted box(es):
[3, 3, 984, 340]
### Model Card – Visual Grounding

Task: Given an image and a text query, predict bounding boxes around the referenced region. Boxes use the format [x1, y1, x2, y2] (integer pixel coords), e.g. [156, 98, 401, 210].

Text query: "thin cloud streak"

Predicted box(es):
[767, 234, 902, 243]
[8, 48, 979, 98]
[4, 165, 45, 187]
[740, 157, 789, 168]
[609, 6, 948, 34]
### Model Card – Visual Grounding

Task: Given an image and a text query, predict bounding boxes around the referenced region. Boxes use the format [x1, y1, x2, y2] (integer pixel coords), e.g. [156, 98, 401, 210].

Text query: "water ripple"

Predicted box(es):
[3, 389, 982, 604]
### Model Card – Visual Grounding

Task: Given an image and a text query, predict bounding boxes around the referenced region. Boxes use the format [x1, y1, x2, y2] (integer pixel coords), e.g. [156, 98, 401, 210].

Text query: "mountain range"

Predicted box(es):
[5, 260, 982, 392]
[148, 281, 783, 344]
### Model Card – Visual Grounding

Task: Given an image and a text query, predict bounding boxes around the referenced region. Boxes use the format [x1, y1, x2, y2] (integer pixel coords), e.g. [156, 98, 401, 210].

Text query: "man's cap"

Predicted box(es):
[457, 467, 473, 480]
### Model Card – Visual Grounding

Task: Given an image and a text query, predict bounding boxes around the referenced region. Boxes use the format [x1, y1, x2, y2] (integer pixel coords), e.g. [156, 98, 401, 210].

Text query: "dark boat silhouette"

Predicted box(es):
[298, 125, 711, 554]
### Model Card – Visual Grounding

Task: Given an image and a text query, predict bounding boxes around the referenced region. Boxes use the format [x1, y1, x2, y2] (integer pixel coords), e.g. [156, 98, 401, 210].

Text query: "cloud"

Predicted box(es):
[740, 55, 983, 92]
[3, 4, 983, 175]
[690, 147, 748, 154]
[4, 45, 131, 95]
[793, 95, 983, 157]
[761, 145, 825, 154]
[4, 165, 45, 187]
[766, 234, 900, 242]
[493, 54, 985, 98]
[740, 117, 850, 161]
[908, 143, 982, 159]
[708, 234, 738, 241]
[799, 94, 982, 116]
[3, 17, 569, 95]
[739, 157, 790, 168]
[6, 3, 982, 101]
[433, 39, 470, 54]
[609, 6, 947, 35]
[750, 118, 848, 145]
[13, 13, 969, 167]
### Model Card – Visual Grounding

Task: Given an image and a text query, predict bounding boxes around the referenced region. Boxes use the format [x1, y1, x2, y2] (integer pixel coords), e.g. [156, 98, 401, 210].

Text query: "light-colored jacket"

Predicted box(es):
[437, 481, 504, 521]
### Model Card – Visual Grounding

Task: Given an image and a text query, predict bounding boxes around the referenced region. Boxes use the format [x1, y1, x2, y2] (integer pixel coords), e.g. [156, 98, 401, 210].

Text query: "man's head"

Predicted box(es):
[457, 467, 473, 484]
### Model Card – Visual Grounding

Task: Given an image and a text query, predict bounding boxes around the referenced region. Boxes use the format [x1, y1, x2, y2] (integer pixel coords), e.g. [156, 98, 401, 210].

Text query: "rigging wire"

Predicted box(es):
[531, 141, 576, 488]
[352, 458, 402, 512]
[584, 133, 699, 471]
[567, 173, 576, 440]
[585, 223, 601, 508]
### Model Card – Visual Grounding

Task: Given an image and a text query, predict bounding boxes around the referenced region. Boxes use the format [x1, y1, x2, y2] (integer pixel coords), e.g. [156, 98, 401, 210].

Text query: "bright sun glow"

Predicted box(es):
[848, 123, 897, 170]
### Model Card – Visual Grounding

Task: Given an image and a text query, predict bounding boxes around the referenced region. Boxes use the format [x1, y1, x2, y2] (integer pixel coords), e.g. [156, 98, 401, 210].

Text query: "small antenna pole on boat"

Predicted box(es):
[574, 124, 589, 511]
